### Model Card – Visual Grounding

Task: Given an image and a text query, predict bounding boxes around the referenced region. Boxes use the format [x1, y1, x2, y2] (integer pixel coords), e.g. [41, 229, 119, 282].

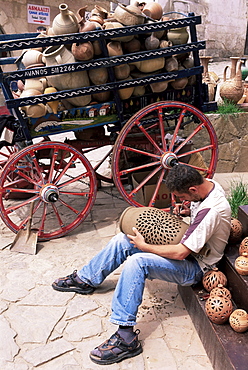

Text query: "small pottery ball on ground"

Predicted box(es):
[234, 252, 248, 275]
[229, 309, 248, 333]
[205, 294, 233, 324]
[202, 268, 227, 292]
[239, 236, 248, 255]
[228, 218, 243, 243]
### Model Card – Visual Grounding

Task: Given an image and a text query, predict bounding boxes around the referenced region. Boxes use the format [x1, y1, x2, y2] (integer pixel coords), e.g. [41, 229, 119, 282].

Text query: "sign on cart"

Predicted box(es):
[27, 4, 50, 25]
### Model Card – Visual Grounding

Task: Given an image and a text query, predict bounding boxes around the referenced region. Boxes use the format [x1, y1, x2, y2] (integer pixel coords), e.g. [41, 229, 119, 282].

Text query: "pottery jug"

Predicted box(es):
[220, 60, 244, 104]
[145, 33, 160, 50]
[165, 56, 179, 72]
[138, 58, 165, 73]
[202, 268, 227, 292]
[119, 206, 188, 245]
[44, 87, 59, 114]
[167, 27, 189, 45]
[235, 252, 248, 275]
[170, 67, 188, 90]
[200, 56, 217, 102]
[43, 45, 91, 107]
[240, 58, 248, 80]
[92, 91, 111, 103]
[107, 41, 123, 57]
[90, 5, 108, 24]
[150, 80, 169, 93]
[88, 67, 108, 85]
[205, 292, 233, 324]
[52, 3, 79, 35]
[122, 38, 141, 54]
[229, 309, 248, 333]
[77, 6, 101, 33]
[114, 64, 130, 80]
[143, 2, 163, 20]
[24, 77, 47, 93]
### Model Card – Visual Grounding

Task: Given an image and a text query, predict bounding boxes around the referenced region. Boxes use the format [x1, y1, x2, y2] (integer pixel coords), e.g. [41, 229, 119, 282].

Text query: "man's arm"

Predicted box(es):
[127, 227, 191, 260]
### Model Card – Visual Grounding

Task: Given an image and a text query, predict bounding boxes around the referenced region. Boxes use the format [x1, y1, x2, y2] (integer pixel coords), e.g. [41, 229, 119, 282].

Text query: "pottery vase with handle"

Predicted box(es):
[200, 56, 217, 102]
[43, 45, 91, 107]
[220, 60, 244, 103]
[52, 3, 79, 35]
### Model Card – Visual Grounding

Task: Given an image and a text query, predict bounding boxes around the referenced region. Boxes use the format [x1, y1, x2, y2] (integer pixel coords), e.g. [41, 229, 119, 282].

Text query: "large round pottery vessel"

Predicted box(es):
[167, 27, 189, 45]
[88, 67, 108, 85]
[228, 218, 243, 243]
[52, 3, 79, 35]
[235, 252, 248, 275]
[114, 3, 144, 26]
[138, 58, 165, 73]
[239, 236, 248, 255]
[229, 309, 248, 333]
[107, 41, 123, 57]
[143, 2, 163, 20]
[202, 268, 227, 292]
[43, 45, 91, 107]
[210, 284, 232, 299]
[205, 293, 233, 324]
[119, 206, 188, 245]
[44, 87, 59, 114]
[118, 77, 134, 100]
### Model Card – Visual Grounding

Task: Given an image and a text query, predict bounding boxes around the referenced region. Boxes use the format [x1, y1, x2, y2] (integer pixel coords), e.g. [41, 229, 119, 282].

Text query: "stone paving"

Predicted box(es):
[0, 183, 216, 370]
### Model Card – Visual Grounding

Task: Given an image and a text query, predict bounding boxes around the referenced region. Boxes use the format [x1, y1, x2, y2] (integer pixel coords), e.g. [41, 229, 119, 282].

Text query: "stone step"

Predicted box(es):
[178, 282, 248, 370]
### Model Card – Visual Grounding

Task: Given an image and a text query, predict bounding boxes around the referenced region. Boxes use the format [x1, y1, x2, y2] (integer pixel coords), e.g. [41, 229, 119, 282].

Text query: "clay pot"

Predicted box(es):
[114, 3, 144, 26]
[77, 7, 101, 33]
[24, 77, 47, 93]
[202, 268, 227, 292]
[165, 56, 179, 72]
[228, 217, 243, 243]
[119, 206, 188, 245]
[22, 50, 44, 68]
[200, 56, 217, 102]
[114, 64, 130, 80]
[167, 27, 189, 45]
[52, 3, 79, 35]
[150, 80, 169, 93]
[24, 103, 47, 118]
[239, 236, 248, 255]
[107, 41, 123, 57]
[43, 45, 91, 107]
[122, 38, 141, 54]
[104, 22, 134, 42]
[220, 60, 244, 104]
[205, 293, 233, 324]
[229, 309, 248, 333]
[170, 75, 188, 90]
[132, 85, 146, 96]
[118, 77, 134, 100]
[91, 5, 108, 22]
[143, 2, 163, 20]
[235, 252, 248, 275]
[92, 91, 111, 102]
[71, 42, 94, 61]
[44, 87, 59, 114]
[88, 68, 108, 85]
[138, 58, 165, 73]
[145, 33, 160, 50]
[92, 41, 102, 56]
[210, 284, 232, 299]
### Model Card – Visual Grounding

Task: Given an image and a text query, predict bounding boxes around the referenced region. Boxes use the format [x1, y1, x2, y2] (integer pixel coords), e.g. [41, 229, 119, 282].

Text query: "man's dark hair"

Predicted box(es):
[165, 164, 204, 193]
[37, 26, 47, 32]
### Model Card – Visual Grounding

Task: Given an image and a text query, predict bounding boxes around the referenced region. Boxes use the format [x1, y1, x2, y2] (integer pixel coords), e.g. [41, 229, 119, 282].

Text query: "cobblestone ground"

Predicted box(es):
[0, 183, 214, 370]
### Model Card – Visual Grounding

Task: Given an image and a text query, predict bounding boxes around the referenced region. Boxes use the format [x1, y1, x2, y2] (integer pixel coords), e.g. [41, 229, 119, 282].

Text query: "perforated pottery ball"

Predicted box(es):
[228, 218, 243, 243]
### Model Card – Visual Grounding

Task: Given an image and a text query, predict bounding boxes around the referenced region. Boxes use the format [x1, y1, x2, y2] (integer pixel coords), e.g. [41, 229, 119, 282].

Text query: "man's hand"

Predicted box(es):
[173, 202, 190, 218]
[127, 227, 147, 251]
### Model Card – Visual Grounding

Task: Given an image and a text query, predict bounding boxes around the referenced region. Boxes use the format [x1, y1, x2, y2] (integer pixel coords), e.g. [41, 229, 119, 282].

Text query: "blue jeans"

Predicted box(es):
[77, 232, 203, 326]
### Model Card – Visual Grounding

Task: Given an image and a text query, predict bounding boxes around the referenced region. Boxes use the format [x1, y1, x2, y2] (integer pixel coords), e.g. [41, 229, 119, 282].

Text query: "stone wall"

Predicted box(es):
[206, 112, 248, 173]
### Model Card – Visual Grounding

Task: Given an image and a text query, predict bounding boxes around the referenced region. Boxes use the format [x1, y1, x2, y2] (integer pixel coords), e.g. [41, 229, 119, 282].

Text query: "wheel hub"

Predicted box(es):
[40, 184, 59, 203]
[161, 152, 178, 169]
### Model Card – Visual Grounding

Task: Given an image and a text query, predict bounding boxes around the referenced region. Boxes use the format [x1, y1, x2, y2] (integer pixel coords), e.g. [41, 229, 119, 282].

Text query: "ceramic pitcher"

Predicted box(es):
[52, 3, 79, 35]
[43, 45, 91, 107]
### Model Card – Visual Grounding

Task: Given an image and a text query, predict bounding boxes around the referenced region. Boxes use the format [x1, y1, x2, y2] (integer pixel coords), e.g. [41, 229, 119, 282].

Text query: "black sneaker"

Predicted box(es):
[52, 270, 95, 294]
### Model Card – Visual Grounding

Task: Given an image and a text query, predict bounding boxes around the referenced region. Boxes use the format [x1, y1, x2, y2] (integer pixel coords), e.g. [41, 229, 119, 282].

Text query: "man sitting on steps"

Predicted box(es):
[52, 164, 231, 365]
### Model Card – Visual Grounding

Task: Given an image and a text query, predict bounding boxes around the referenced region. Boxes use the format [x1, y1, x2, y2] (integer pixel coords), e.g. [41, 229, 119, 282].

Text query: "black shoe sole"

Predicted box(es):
[52, 282, 95, 295]
[89, 343, 143, 365]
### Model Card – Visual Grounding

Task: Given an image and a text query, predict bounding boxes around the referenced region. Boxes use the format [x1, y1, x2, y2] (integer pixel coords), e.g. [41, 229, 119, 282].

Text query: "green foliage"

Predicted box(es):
[227, 180, 248, 218]
[209, 98, 244, 115]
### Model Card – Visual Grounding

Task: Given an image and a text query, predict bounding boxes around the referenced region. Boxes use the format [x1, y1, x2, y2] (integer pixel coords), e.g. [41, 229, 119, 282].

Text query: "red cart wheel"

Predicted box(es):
[0, 142, 97, 240]
[0, 145, 18, 169]
[112, 101, 218, 208]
